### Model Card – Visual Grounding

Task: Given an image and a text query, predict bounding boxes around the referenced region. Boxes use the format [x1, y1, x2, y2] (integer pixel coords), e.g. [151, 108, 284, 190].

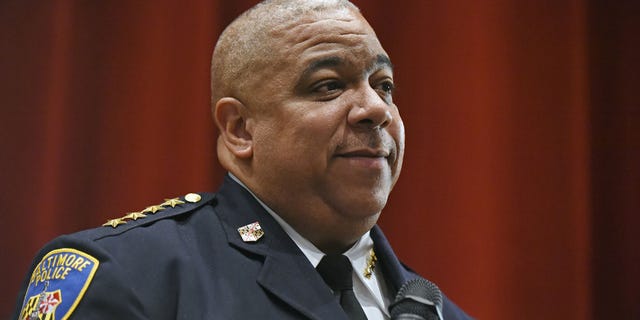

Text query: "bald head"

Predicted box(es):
[210, 0, 359, 105]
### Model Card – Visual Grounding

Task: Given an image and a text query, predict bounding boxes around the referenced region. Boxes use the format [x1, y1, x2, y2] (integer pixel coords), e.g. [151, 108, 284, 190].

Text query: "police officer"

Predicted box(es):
[13, 1, 473, 319]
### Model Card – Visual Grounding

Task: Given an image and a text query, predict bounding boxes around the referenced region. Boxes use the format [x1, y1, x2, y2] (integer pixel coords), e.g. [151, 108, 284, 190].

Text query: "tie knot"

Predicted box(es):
[316, 254, 353, 291]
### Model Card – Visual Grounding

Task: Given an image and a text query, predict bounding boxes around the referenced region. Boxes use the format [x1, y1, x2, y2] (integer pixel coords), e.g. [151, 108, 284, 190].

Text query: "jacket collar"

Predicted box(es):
[214, 175, 350, 320]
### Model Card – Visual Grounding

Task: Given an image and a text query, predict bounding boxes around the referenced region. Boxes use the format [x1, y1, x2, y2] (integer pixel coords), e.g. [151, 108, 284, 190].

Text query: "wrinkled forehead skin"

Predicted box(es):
[279, 8, 384, 68]
[271, 6, 383, 60]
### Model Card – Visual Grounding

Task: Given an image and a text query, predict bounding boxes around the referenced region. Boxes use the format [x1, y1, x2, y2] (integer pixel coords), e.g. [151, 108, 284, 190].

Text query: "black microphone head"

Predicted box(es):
[389, 277, 443, 320]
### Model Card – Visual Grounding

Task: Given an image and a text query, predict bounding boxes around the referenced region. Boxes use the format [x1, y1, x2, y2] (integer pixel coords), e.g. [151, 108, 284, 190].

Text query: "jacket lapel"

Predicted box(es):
[257, 251, 348, 320]
[214, 176, 348, 320]
[371, 225, 419, 296]
[372, 226, 448, 320]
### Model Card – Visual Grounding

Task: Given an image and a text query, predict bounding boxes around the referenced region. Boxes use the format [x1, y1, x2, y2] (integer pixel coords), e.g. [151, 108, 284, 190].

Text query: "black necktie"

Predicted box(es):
[316, 254, 368, 320]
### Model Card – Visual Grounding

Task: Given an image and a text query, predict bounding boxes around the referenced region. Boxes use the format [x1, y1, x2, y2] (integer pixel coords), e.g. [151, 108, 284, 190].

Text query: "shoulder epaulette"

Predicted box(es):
[92, 192, 215, 237]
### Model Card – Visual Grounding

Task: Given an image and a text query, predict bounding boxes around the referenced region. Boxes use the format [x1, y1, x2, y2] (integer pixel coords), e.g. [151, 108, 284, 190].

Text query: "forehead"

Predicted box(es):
[269, 8, 388, 71]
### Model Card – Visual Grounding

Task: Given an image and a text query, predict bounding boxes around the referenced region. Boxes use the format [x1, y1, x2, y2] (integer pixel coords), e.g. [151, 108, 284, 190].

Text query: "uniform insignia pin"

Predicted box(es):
[161, 198, 185, 208]
[237, 221, 264, 242]
[102, 218, 126, 228]
[123, 212, 147, 221]
[141, 205, 165, 214]
[364, 249, 377, 279]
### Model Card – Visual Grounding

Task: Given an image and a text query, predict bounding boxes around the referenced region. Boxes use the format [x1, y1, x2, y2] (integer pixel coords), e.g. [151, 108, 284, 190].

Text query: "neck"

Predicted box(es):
[228, 172, 380, 254]
[276, 207, 378, 255]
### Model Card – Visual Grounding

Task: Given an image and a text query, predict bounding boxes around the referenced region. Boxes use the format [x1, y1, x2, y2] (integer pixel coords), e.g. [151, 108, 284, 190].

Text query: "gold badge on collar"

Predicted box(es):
[238, 221, 264, 242]
[364, 249, 377, 279]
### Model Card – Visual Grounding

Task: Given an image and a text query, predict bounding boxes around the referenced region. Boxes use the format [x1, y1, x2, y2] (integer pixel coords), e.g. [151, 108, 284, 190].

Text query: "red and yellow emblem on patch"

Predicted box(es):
[19, 248, 99, 320]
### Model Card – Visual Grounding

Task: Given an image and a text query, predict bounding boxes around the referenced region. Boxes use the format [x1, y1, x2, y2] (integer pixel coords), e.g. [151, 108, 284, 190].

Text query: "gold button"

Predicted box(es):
[185, 193, 201, 203]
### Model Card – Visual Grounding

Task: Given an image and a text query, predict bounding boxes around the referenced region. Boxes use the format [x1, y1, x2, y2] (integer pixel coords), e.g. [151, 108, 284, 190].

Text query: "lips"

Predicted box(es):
[335, 147, 397, 169]
[337, 148, 390, 158]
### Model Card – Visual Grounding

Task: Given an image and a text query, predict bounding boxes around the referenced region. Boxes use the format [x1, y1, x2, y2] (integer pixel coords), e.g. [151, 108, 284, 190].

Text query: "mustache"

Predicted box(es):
[335, 132, 398, 159]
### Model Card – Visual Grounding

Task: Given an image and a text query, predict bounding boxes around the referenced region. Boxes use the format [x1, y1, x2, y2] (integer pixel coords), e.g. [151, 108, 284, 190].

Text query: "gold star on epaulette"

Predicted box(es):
[141, 205, 165, 214]
[103, 218, 126, 228]
[123, 212, 147, 221]
[160, 198, 185, 208]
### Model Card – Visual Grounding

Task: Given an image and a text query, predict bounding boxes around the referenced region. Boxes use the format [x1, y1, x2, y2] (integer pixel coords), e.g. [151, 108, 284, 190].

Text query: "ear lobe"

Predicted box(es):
[213, 97, 253, 159]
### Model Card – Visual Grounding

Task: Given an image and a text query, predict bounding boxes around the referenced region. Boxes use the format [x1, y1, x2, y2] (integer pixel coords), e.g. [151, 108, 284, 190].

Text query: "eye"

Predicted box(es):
[374, 79, 395, 98]
[379, 81, 395, 94]
[311, 79, 345, 99]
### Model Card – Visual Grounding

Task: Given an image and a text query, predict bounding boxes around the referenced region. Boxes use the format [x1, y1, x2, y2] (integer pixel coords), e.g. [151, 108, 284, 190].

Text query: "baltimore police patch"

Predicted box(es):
[19, 248, 99, 320]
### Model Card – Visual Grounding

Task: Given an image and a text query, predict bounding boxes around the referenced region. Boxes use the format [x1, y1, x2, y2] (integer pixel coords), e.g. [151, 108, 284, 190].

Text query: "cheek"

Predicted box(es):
[291, 108, 344, 145]
[251, 120, 292, 164]
[255, 102, 348, 166]
[255, 118, 331, 167]
[395, 121, 406, 155]
[390, 116, 406, 173]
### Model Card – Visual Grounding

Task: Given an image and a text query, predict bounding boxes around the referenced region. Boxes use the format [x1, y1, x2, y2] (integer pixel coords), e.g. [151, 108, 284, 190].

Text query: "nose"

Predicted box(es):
[347, 85, 393, 129]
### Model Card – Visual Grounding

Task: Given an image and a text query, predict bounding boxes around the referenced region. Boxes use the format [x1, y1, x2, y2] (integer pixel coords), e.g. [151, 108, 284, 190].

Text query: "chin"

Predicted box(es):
[342, 193, 389, 219]
[325, 179, 392, 216]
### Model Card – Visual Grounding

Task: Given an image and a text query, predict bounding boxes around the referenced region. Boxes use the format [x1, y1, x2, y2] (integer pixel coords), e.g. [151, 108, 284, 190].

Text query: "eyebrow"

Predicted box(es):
[299, 56, 344, 81]
[299, 54, 394, 81]
[370, 54, 394, 73]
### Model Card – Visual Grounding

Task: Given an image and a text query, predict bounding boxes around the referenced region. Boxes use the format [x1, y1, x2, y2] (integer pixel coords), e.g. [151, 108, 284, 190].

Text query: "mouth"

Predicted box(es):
[335, 148, 394, 169]
[334, 133, 398, 169]
[337, 149, 390, 159]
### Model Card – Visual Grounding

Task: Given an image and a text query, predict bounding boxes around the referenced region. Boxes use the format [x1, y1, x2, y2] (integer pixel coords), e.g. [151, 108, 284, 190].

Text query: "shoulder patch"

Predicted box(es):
[19, 248, 99, 320]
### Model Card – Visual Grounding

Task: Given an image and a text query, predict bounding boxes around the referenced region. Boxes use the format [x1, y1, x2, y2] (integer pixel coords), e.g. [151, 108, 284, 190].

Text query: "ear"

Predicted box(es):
[213, 97, 253, 159]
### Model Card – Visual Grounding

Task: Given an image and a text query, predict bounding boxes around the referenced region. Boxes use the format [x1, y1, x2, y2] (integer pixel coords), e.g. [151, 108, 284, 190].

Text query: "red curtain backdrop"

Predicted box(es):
[1, 1, 638, 319]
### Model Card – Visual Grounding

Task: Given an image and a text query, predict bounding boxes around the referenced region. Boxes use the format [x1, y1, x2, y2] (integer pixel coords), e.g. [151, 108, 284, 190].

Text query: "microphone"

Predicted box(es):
[389, 277, 443, 320]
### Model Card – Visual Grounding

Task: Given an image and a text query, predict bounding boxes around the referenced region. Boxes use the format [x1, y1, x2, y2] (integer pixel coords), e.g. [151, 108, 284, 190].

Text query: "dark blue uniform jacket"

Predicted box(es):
[13, 176, 472, 319]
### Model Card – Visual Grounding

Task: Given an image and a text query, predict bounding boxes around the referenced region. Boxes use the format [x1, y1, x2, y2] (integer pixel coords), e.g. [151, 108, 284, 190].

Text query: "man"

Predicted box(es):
[13, 0, 472, 319]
